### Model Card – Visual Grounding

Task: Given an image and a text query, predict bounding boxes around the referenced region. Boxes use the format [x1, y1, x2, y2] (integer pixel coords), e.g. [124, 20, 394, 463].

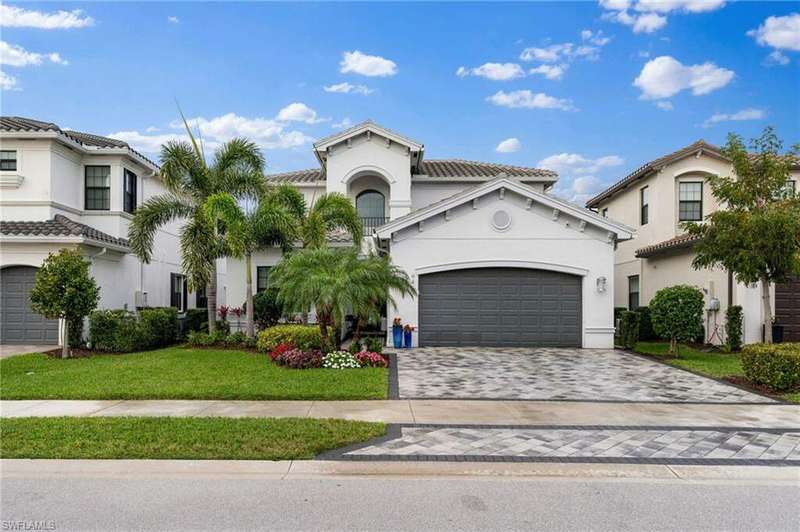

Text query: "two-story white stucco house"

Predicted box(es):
[0, 117, 208, 345]
[586, 140, 800, 345]
[225, 121, 633, 348]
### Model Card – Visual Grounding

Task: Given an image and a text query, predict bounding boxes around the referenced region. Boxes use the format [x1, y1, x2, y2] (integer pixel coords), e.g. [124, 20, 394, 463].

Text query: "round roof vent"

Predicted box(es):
[492, 209, 512, 231]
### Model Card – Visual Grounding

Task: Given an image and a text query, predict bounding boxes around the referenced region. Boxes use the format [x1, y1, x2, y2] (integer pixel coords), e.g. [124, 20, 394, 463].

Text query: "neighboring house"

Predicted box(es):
[586, 140, 800, 345]
[227, 121, 633, 348]
[0, 117, 208, 345]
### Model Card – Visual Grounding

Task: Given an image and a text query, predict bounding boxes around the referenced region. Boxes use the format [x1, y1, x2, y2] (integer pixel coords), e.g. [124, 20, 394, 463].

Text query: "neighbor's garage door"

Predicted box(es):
[419, 268, 582, 347]
[1, 266, 59, 345]
[776, 276, 800, 342]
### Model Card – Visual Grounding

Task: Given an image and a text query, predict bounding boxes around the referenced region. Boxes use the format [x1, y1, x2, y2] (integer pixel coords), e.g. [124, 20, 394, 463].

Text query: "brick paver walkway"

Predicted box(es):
[342, 426, 800, 464]
[396, 348, 774, 403]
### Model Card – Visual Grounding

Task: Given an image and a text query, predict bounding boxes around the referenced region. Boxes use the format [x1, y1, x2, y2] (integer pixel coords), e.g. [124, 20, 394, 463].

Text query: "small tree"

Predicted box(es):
[725, 305, 743, 352]
[29, 249, 100, 358]
[686, 127, 800, 343]
[649, 285, 704, 354]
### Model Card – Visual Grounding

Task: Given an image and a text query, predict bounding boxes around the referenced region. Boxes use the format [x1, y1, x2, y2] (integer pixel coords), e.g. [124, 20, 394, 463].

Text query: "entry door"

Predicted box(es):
[1, 266, 59, 344]
[418, 268, 582, 347]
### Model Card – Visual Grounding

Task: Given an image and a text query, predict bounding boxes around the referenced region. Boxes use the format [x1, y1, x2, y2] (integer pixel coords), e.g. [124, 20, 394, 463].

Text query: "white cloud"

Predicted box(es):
[145, 126, 160, 133]
[537, 153, 624, 176]
[633, 55, 734, 99]
[0, 41, 68, 67]
[581, 29, 612, 46]
[520, 42, 603, 63]
[600, 0, 723, 33]
[339, 50, 397, 77]
[323, 82, 374, 95]
[276, 102, 327, 124]
[0, 5, 94, 29]
[0, 70, 18, 90]
[634, 0, 726, 13]
[748, 14, 800, 53]
[115, 110, 317, 155]
[456, 62, 525, 81]
[528, 64, 567, 80]
[167, 16, 180, 24]
[656, 100, 674, 111]
[701, 107, 765, 128]
[332, 117, 353, 129]
[765, 50, 790, 66]
[495, 138, 521, 153]
[552, 175, 606, 204]
[486, 90, 574, 111]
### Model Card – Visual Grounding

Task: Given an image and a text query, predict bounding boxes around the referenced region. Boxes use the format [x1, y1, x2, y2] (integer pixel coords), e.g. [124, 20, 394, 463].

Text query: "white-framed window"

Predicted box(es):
[257, 266, 271, 292]
[85, 165, 111, 211]
[640, 187, 649, 225]
[123, 169, 137, 214]
[678, 182, 703, 221]
[628, 275, 640, 310]
[170, 273, 187, 312]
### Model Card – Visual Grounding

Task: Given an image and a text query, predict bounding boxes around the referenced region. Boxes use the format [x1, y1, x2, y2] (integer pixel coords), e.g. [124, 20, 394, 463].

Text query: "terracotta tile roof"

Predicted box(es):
[266, 159, 556, 183]
[635, 233, 701, 258]
[586, 140, 724, 208]
[0, 215, 130, 249]
[1, 116, 158, 168]
[419, 159, 557, 179]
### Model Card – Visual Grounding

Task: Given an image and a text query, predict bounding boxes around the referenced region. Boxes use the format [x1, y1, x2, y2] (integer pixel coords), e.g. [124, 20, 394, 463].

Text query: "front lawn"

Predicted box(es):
[0, 417, 384, 460]
[0, 347, 388, 400]
[633, 341, 799, 403]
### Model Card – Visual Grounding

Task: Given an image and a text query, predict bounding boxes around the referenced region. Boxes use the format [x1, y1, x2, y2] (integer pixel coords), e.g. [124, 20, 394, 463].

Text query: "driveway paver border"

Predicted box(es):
[386, 351, 400, 399]
[317, 423, 800, 466]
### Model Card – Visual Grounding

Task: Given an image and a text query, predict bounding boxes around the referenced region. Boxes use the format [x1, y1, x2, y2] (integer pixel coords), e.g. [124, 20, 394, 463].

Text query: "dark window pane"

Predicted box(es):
[85, 166, 111, 210]
[257, 266, 271, 292]
[628, 276, 640, 310]
[123, 169, 137, 214]
[0, 150, 16, 171]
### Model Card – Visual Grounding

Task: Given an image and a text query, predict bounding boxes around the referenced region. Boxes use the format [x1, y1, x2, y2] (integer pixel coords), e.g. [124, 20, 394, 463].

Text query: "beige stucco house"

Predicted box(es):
[586, 140, 800, 345]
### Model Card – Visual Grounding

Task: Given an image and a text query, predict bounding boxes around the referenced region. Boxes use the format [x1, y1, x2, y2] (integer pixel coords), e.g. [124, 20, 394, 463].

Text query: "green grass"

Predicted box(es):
[0, 417, 385, 460]
[633, 341, 799, 404]
[0, 347, 388, 400]
[633, 342, 744, 379]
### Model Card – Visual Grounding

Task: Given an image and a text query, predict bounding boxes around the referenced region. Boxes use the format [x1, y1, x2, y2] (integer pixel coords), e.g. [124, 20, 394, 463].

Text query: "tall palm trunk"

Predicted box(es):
[207, 262, 218, 333]
[761, 276, 773, 343]
[245, 253, 255, 338]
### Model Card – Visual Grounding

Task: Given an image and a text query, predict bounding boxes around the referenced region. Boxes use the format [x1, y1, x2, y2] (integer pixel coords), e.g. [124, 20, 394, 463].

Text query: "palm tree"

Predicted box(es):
[269, 186, 363, 249]
[203, 189, 298, 338]
[129, 120, 265, 332]
[270, 247, 416, 348]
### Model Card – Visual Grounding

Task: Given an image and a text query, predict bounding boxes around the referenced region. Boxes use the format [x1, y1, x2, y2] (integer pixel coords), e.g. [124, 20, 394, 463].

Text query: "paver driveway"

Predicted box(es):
[396, 347, 774, 403]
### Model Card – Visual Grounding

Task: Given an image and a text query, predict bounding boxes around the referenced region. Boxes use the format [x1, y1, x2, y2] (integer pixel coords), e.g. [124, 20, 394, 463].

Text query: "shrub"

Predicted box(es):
[618, 311, 640, 349]
[269, 342, 295, 362]
[139, 307, 178, 348]
[355, 351, 388, 368]
[247, 288, 283, 330]
[348, 341, 362, 355]
[363, 336, 384, 354]
[274, 348, 324, 369]
[185, 329, 228, 347]
[649, 285, 704, 354]
[184, 309, 207, 333]
[725, 305, 743, 352]
[89, 310, 139, 352]
[613, 307, 627, 325]
[635, 307, 656, 341]
[256, 325, 323, 353]
[323, 350, 361, 369]
[742, 343, 800, 392]
[225, 331, 248, 348]
[68, 316, 85, 348]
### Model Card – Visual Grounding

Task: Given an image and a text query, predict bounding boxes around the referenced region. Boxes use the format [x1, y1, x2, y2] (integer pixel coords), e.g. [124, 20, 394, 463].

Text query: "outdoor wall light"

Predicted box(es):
[596, 276, 607, 293]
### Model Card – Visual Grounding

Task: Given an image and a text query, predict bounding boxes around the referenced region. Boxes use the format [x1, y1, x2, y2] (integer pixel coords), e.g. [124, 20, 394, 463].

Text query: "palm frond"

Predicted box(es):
[128, 195, 194, 263]
[305, 192, 363, 247]
[203, 193, 249, 258]
[179, 212, 218, 291]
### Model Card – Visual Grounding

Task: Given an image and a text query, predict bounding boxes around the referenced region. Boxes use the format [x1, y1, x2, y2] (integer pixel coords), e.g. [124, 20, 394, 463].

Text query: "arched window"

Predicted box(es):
[356, 190, 386, 231]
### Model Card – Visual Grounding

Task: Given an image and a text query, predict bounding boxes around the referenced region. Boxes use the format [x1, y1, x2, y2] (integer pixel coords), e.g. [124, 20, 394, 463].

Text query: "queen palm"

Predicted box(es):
[129, 122, 265, 332]
[270, 247, 416, 348]
[268, 186, 364, 249]
[203, 188, 298, 338]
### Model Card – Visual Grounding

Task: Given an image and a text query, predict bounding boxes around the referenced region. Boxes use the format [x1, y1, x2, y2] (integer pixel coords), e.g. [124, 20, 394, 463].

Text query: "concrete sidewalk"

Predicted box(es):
[2, 399, 799, 427]
[2, 458, 798, 482]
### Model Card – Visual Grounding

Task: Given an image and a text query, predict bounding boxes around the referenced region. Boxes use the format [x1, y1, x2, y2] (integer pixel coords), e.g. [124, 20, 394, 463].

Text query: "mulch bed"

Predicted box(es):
[723, 375, 788, 401]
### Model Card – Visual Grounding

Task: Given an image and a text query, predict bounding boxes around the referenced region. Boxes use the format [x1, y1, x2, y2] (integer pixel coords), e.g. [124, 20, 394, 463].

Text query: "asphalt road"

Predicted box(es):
[2, 476, 798, 531]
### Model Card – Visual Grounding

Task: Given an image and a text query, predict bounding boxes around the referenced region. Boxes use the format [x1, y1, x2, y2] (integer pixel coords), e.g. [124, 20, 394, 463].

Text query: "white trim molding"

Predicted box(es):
[415, 259, 590, 278]
[0, 174, 24, 188]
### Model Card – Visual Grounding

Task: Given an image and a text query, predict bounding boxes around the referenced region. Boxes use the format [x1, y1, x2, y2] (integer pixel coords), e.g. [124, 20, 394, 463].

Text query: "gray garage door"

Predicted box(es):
[1, 266, 59, 345]
[419, 268, 582, 347]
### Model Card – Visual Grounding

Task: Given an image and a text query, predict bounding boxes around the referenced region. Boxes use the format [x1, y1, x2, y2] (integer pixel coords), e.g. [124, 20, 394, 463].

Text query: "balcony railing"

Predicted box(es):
[360, 217, 389, 233]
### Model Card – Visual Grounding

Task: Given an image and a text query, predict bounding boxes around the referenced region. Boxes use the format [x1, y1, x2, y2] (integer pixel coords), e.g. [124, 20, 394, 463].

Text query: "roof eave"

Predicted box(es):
[0, 235, 130, 252]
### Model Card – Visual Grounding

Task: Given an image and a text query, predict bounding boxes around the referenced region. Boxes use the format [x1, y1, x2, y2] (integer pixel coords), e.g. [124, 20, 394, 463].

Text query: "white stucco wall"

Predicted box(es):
[385, 189, 617, 348]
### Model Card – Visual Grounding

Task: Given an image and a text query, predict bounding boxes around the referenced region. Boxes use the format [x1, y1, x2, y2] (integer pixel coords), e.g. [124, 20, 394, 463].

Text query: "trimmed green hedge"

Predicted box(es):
[618, 311, 639, 349]
[256, 325, 323, 353]
[89, 308, 178, 353]
[741, 343, 800, 392]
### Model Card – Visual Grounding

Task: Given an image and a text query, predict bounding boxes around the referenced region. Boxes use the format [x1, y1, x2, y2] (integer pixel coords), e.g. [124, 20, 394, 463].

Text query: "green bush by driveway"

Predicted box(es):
[741, 343, 800, 392]
[0, 417, 385, 460]
[0, 347, 387, 400]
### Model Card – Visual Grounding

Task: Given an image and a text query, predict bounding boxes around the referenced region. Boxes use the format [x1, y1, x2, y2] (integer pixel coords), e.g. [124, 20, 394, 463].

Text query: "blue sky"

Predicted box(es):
[2, 1, 798, 203]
